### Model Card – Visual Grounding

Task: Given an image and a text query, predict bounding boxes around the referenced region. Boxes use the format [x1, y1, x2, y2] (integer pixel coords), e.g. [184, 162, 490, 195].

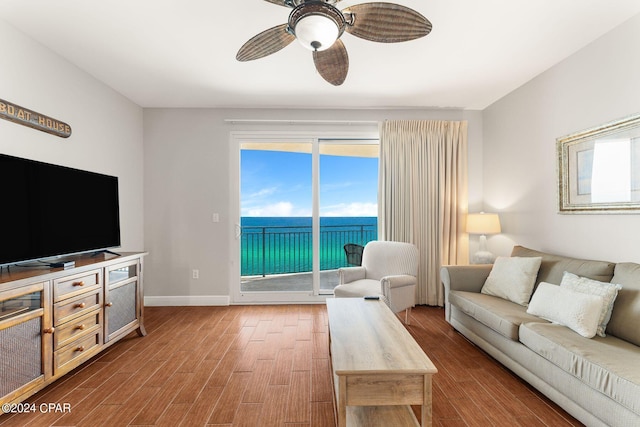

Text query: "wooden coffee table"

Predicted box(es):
[326, 298, 438, 427]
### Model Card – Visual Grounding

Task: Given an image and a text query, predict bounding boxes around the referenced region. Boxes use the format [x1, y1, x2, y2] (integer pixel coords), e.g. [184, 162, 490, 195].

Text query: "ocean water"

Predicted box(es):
[241, 217, 377, 276]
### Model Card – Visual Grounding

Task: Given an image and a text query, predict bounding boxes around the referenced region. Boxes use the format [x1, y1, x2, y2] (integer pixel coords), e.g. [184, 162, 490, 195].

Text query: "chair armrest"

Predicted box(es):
[338, 266, 366, 284]
[381, 275, 417, 313]
[440, 265, 493, 294]
[380, 274, 416, 290]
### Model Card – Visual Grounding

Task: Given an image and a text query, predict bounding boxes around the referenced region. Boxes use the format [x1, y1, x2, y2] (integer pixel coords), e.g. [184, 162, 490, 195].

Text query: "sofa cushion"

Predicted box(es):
[519, 322, 640, 415]
[481, 256, 542, 306]
[527, 282, 604, 338]
[560, 272, 622, 337]
[510, 245, 615, 286]
[449, 290, 547, 341]
[607, 262, 640, 346]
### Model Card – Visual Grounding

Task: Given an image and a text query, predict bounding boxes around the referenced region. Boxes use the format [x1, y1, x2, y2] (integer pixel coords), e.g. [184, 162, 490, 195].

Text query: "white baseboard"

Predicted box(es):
[144, 295, 230, 306]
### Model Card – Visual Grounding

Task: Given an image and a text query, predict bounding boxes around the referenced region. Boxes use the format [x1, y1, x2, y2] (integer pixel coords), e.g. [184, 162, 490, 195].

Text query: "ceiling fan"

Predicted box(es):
[236, 0, 432, 86]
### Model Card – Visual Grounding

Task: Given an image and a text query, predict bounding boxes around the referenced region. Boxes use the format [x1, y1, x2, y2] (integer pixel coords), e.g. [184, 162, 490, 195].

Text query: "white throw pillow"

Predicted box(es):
[527, 282, 604, 338]
[481, 256, 542, 306]
[560, 271, 622, 337]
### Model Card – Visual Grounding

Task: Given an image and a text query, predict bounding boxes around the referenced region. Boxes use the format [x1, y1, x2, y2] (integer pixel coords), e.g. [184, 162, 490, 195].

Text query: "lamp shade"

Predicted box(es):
[466, 212, 501, 235]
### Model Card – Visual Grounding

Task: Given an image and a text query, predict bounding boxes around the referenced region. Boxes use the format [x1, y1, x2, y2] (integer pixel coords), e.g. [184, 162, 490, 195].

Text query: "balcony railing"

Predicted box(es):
[241, 223, 377, 277]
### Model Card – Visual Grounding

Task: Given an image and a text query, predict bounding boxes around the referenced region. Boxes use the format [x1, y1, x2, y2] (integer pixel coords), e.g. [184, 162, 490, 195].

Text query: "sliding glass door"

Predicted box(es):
[229, 132, 378, 303]
[239, 142, 314, 294]
[318, 140, 379, 292]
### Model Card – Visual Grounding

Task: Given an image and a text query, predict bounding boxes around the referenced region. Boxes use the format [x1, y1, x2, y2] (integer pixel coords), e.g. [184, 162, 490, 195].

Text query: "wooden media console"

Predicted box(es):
[0, 252, 146, 407]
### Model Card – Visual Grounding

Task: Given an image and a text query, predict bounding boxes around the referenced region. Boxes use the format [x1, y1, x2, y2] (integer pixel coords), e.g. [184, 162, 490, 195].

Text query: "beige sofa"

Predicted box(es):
[441, 246, 640, 427]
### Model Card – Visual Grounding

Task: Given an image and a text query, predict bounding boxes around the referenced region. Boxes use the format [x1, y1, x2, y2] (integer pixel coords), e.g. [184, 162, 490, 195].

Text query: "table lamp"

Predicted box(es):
[466, 212, 501, 264]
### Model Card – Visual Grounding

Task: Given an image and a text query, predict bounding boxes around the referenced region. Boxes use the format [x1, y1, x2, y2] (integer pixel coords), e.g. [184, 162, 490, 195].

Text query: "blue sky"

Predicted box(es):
[241, 149, 378, 217]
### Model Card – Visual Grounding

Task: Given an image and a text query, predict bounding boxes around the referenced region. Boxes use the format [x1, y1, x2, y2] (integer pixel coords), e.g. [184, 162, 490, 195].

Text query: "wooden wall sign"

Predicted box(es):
[0, 98, 72, 138]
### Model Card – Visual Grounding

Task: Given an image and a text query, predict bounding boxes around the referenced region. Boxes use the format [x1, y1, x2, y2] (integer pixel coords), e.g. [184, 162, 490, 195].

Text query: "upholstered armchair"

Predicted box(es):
[334, 240, 419, 324]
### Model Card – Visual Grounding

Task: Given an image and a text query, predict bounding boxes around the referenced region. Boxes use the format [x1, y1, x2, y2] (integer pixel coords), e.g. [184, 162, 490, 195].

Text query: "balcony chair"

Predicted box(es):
[334, 240, 419, 324]
[343, 243, 365, 266]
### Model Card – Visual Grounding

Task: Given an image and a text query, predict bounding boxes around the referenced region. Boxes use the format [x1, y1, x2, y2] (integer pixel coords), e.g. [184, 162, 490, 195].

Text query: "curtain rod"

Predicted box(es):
[224, 119, 378, 126]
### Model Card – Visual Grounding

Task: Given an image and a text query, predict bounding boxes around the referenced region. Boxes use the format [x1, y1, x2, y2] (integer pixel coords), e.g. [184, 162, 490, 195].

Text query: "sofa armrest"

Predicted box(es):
[441, 265, 492, 294]
[441, 264, 493, 323]
[338, 266, 366, 284]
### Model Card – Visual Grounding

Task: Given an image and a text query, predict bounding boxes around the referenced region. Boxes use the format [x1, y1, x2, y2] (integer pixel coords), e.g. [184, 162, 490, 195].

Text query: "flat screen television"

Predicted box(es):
[0, 153, 121, 266]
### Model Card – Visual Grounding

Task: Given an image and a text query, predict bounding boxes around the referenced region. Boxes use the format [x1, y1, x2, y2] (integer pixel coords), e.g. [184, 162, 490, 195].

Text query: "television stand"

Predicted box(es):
[90, 249, 120, 257]
[0, 252, 147, 407]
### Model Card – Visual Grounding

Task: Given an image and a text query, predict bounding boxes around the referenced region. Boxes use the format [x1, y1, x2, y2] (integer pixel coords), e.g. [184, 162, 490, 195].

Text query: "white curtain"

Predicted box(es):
[378, 120, 469, 306]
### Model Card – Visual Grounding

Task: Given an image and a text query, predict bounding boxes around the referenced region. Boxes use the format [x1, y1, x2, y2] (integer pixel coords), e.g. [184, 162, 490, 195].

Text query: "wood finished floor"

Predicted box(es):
[0, 305, 583, 427]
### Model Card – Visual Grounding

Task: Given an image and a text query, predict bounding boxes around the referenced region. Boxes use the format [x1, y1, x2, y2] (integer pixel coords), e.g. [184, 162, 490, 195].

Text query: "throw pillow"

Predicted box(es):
[560, 271, 622, 337]
[527, 282, 605, 338]
[481, 256, 542, 306]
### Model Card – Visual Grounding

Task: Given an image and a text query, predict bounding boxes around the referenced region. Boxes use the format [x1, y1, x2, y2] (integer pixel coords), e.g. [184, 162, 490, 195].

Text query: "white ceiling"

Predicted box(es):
[1, 0, 639, 110]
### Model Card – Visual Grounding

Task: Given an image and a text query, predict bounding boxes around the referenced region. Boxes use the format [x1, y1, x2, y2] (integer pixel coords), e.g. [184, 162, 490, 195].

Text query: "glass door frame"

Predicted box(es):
[229, 130, 378, 304]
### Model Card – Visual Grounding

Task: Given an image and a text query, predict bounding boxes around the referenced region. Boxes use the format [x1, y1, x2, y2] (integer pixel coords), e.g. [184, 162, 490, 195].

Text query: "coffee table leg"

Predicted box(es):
[338, 376, 347, 427]
[422, 374, 432, 426]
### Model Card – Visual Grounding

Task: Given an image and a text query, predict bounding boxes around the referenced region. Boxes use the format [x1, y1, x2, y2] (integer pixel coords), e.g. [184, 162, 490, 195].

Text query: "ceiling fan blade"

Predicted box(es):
[263, 0, 292, 7]
[313, 39, 349, 86]
[264, 0, 345, 6]
[236, 23, 295, 62]
[343, 2, 432, 43]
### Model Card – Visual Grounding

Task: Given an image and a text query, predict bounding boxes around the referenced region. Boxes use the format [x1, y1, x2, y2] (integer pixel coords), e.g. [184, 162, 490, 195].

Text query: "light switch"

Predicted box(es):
[212, 213, 220, 223]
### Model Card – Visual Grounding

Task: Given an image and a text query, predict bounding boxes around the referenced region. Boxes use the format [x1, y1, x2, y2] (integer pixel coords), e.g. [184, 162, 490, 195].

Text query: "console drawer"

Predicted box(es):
[54, 309, 101, 349]
[53, 270, 102, 302]
[54, 290, 102, 326]
[54, 331, 101, 371]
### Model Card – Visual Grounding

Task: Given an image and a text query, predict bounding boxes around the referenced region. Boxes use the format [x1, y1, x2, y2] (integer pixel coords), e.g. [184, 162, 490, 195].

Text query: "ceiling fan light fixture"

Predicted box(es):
[239, 1, 432, 85]
[288, 2, 346, 51]
[294, 15, 338, 51]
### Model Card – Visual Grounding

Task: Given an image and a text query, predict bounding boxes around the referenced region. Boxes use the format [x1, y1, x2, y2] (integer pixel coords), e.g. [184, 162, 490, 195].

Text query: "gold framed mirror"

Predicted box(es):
[557, 113, 640, 213]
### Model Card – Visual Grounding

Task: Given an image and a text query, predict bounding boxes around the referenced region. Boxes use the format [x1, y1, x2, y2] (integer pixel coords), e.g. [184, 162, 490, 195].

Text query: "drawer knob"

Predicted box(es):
[75, 346, 85, 352]
[74, 302, 86, 309]
[105, 302, 113, 307]
[73, 281, 85, 287]
[43, 327, 55, 334]
[75, 324, 86, 331]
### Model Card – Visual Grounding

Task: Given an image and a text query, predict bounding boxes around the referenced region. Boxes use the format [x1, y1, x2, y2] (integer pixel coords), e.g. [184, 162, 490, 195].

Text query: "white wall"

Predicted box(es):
[0, 20, 144, 253]
[12, 6, 638, 302]
[0, 17, 482, 304]
[483, 13, 640, 263]
[143, 108, 483, 303]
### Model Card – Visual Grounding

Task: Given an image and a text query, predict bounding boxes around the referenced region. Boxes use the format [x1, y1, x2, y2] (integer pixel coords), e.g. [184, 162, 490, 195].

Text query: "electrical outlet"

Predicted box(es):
[212, 213, 220, 223]
[192, 269, 199, 279]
